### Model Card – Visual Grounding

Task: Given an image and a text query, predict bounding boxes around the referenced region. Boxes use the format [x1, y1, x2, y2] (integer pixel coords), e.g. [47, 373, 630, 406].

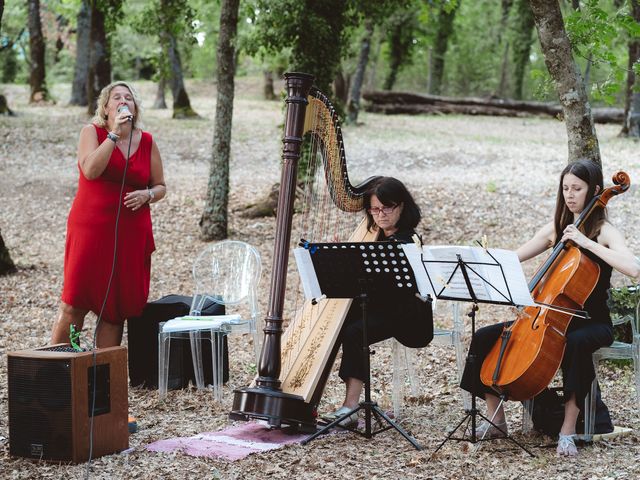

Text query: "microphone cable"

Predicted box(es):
[86, 123, 134, 479]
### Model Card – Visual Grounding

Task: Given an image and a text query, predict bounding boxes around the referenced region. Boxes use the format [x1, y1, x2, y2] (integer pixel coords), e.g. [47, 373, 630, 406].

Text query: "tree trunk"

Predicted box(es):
[153, 77, 168, 109]
[87, 3, 111, 114]
[496, 42, 510, 98]
[333, 70, 349, 105]
[0, 229, 17, 276]
[166, 32, 198, 118]
[511, 0, 535, 99]
[495, 0, 514, 96]
[367, 32, 382, 91]
[28, 0, 49, 103]
[348, 19, 374, 123]
[529, 0, 600, 165]
[70, 0, 91, 106]
[383, 17, 406, 91]
[199, 0, 239, 241]
[621, 0, 640, 137]
[0, 94, 15, 115]
[263, 70, 276, 100]
[429, 2, 460, 95]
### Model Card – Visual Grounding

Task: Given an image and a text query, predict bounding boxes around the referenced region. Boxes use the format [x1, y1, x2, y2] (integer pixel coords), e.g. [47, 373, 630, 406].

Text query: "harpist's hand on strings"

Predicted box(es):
[561, 224, 592, 248]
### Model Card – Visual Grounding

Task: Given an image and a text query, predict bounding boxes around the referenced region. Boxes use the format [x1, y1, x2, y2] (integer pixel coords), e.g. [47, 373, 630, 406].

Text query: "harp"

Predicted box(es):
[231, 73, 379, 430]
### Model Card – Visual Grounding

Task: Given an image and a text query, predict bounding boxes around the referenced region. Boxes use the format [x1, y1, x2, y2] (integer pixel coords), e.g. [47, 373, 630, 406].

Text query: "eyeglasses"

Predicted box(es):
[367, 205, 397, 216]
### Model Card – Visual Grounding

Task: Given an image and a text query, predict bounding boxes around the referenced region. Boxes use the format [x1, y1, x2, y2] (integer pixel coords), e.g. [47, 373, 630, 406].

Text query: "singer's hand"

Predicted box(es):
[114, 104, 133, 134]
[124, 190, 150, 211]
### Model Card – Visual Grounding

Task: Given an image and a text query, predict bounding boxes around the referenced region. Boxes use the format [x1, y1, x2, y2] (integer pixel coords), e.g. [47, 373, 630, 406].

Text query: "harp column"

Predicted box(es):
[255, 72, 315, 389]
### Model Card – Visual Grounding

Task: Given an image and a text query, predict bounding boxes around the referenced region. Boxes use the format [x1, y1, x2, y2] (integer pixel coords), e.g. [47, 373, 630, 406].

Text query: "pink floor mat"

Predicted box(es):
[145, 422, 309, 461]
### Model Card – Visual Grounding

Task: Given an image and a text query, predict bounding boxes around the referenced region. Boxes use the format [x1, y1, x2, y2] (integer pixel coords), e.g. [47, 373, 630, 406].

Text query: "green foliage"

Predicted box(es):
[382, 5, 421, 90]
[608, 285, 639, 344]
[444, 0, 504, 95]
[565, 0, 640, 104]
[246, 0, 355, 95]
[0, 1, 28, 83]
[608, 285, 639, 320]
[530, 67, 555, 100]
[1, 45, 19, 83]
[96, 0, 125, 34]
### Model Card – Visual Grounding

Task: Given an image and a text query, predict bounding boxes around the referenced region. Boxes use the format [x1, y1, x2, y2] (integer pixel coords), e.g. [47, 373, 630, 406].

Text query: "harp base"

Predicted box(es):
[230, 386, 317, 433]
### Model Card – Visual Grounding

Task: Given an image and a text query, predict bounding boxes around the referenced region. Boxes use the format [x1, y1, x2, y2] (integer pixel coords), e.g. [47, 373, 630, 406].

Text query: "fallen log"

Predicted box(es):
[362, 90, 623, 124]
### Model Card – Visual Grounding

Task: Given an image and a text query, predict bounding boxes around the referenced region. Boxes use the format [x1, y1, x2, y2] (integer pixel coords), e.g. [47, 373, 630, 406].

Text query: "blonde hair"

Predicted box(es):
[91, 81, 144, 129]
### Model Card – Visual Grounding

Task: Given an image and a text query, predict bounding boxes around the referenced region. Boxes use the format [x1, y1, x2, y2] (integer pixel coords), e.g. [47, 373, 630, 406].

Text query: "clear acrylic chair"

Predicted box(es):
[523, 286, 640, 438]
[391, 301, 469, 418]
[158, 240, 262, 400]
[582, 288, 640, 440]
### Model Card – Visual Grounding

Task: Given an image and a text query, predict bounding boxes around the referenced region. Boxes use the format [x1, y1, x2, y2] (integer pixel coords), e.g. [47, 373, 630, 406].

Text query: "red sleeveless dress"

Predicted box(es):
[61, 125, 156, 324]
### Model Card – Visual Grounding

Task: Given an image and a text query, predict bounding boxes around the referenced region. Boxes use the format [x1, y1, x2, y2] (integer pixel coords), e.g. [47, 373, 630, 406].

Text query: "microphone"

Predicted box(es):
[118, 104, 133, 122]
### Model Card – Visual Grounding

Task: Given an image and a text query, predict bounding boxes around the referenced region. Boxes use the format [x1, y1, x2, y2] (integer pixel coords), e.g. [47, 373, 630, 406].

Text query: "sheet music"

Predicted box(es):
[294, 247, 322, 300]
[402, 244, 535, 307]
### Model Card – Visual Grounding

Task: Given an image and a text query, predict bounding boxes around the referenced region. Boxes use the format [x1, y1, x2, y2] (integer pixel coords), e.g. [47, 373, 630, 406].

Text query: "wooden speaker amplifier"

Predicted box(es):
[8, 345, 129, 463]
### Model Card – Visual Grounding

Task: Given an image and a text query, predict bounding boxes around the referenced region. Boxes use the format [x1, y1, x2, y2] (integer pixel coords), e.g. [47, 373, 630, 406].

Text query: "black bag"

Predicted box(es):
[127, 294, 229, 389]
[531, 386, 614, 437]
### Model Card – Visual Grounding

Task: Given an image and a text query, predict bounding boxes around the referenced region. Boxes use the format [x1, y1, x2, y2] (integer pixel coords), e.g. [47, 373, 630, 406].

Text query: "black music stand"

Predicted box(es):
[412, 248, 535, 457]
[296, 240, 423, 450]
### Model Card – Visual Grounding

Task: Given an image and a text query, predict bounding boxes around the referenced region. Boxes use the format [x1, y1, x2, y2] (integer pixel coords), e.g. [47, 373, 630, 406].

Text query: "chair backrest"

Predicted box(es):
[191, 241, 261, 313]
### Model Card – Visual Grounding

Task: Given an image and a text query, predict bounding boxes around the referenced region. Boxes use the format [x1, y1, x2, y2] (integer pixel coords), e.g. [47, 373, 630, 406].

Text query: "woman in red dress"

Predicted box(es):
[51, 81, 166, 347]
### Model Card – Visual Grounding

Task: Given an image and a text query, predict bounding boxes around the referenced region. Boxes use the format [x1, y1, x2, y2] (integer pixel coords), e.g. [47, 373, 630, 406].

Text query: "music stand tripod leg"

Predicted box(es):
[432, 303, 535, 457]
[303, 292, 422, 450]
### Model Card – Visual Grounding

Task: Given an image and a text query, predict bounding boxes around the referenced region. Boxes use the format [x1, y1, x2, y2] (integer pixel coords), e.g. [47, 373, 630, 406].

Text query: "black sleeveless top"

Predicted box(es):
[580, 248, 612, 326]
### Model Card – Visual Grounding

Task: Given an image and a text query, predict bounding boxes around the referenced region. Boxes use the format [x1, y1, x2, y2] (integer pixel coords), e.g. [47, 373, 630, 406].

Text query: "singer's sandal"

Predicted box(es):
[557, 434, 578, 456]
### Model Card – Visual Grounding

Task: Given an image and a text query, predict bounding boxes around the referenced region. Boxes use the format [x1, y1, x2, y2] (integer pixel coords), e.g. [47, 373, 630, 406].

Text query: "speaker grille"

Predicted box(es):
[8, 357, 73, 460]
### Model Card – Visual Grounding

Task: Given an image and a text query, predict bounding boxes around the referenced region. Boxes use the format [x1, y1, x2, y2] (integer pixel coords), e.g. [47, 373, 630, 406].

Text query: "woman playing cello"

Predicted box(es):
[460, 159, 639, 456]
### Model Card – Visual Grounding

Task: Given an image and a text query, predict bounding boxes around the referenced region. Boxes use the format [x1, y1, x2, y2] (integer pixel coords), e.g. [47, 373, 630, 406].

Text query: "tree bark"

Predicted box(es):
[70, 0, 91, 106]
[529, 0, 600, 165]
[511, 0, 535, 99]
[28, 0, 49, 103]
[0, 228, 17, 276]
[429, 2, 460, 95]
[348, 19, 374, 123]
[200, 0, 239, 241]
[495, 0, 514, 97]
[497, 42, 510, 98]
[153, 77, 168, 109]
[263, 70, 276, 100]
[166, 32, 198, 118]
[87, 2, 111, 114]
[621, 0, 640, 137]
[333, 70, 349, 105]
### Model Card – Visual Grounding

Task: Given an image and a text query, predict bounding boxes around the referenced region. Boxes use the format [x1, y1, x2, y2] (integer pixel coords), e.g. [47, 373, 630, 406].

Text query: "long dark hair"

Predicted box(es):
[364, 176, 421, 232]
[554, 159, 606, 244]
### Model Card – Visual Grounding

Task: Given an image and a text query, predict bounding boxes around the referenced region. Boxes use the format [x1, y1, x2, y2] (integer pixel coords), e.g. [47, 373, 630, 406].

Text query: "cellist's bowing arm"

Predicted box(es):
[515, 222, 555, 262]
[561, 223, 640, 279]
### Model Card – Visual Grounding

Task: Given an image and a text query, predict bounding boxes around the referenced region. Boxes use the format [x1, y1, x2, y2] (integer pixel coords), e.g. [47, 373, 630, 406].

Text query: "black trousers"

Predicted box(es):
[338, 296, 433, 382]
[460, 320, 613, 405]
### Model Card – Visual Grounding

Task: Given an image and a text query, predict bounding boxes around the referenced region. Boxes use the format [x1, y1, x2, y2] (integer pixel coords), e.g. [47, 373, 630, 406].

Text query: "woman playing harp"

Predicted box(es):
[231, 73, 432, 431]
[321, 176, 434, 427]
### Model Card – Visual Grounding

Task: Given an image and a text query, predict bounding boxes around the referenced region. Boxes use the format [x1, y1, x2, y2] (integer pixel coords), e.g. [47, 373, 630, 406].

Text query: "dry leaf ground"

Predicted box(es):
[1, 77, 639, 479]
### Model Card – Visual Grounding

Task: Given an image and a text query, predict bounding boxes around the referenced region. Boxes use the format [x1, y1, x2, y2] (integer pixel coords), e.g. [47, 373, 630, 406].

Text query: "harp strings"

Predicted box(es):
[282, 97, 360, 374]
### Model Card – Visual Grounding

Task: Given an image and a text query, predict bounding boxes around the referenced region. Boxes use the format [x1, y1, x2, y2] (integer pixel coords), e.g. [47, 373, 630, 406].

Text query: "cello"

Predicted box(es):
[479, 171, 630, 402]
